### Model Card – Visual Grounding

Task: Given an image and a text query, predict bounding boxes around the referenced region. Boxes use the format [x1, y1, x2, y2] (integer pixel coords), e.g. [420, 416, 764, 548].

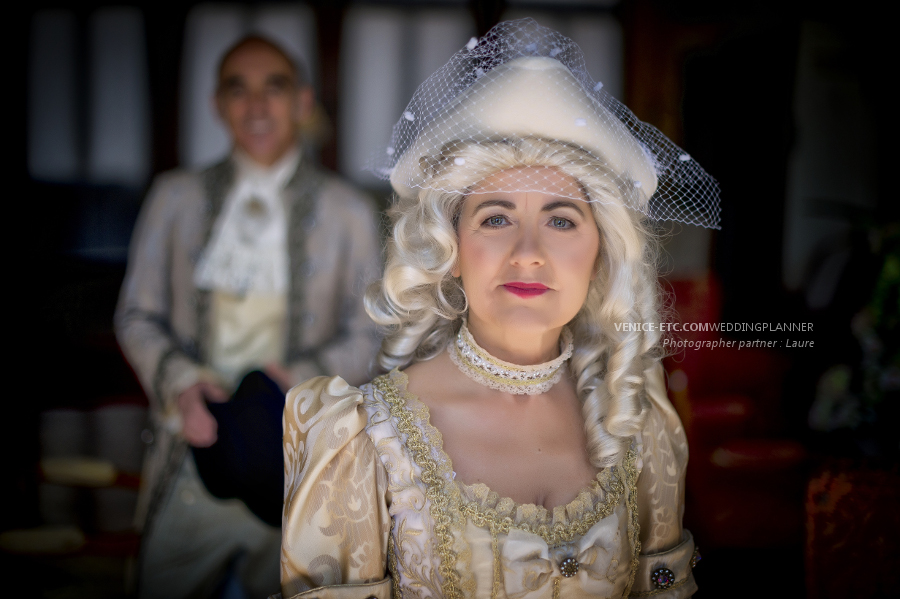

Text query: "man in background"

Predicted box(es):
[116, 35, 380, 598]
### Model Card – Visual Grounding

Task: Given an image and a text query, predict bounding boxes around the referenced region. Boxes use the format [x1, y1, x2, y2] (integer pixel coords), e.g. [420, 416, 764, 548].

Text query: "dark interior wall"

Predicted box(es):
[12, 0, 890, 478]
[684, 20, 800, 326]
[8, 6, 895, 596]
[0, 0, 900, 597]
[12, 1, 891, 436]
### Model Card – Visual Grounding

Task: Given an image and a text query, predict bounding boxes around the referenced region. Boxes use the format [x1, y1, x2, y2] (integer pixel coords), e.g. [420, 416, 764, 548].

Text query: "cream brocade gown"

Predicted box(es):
[280, 367, 698, 599]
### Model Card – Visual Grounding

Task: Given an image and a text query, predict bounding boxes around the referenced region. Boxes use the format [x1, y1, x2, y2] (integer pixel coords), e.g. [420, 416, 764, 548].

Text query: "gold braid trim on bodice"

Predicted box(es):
[375, 372, 467, 598]
[373, 370, 642, 598]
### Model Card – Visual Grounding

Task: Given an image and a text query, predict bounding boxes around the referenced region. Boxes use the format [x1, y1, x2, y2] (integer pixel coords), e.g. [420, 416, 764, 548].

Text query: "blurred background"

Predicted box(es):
[5, 0, 897, 597]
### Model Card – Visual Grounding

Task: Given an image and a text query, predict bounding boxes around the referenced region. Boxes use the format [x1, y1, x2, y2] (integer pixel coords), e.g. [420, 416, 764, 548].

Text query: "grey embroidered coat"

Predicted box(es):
[115, 157, 382, 528]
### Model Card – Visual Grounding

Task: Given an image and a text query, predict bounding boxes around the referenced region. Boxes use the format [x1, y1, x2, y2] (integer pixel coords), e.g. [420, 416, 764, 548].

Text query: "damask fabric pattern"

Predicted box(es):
[280, 370, 697, 598]
[281, 377, 390, 594]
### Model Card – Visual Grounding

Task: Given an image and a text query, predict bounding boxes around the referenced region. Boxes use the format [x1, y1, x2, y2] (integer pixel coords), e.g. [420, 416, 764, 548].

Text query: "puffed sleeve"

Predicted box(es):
[280, 376, 392, 599]
[629, 364, 698, 598]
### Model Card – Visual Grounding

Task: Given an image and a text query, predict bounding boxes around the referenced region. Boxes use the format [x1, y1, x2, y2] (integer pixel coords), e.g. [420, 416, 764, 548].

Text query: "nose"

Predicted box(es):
[247, 91, 270, 117]
[509, 224, 545, 267]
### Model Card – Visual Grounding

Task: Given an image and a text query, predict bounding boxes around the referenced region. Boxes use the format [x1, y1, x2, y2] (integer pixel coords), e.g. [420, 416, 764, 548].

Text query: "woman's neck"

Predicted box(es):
[465, 314, 565, 365]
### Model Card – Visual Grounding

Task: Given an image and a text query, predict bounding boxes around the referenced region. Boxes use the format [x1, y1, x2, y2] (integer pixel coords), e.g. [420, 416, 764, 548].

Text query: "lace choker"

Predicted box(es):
[448, 320, 574, 395]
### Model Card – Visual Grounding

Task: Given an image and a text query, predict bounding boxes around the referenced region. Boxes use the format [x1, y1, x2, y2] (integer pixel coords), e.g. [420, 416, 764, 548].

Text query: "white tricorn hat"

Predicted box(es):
[390, 55, 658, 204]
[371, 19, 720, 228]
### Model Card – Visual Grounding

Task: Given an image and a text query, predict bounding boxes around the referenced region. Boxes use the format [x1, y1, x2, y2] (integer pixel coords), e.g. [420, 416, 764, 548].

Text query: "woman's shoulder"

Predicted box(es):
[283, 376, 381, 503]
[283, 376, 371, 441]
[286, 374, 365, 413]
[283, 372, 409, 434]
[361, 368, 407, 399]
[358, 369, 412, 425]
[281, 376, 393, 597]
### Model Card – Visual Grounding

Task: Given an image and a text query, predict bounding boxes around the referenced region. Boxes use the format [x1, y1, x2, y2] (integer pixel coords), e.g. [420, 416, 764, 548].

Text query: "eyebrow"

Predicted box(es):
[471, 198, 588, 217]
[542, 200, 587, 216]
[471, 199, 516, 214]
[266, 73, 294, 87]
[219, 72, 294, 92]
[219, 75, 246, 90]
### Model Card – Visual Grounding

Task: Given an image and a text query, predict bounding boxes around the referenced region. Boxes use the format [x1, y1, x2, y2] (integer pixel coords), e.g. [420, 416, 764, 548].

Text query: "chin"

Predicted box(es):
[244, 137, 275, 153]
[483, 308, 568, 335]
[242, 146, 278, 165]
[254, 138, 294, 162]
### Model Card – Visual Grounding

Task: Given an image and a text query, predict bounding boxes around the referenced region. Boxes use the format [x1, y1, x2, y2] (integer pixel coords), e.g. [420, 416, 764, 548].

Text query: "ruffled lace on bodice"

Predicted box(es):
[279, 371, 698, 599]
[363, 369, 641, 599]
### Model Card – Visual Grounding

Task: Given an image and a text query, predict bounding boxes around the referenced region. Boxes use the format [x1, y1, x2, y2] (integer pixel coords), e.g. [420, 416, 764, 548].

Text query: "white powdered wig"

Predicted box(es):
[366, 137, 663, 468]
[364, 18, 718, 466]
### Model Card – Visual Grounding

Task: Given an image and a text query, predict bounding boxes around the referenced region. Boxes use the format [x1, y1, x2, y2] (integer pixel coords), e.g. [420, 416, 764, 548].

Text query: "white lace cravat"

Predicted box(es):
[194, 148, 300, 295]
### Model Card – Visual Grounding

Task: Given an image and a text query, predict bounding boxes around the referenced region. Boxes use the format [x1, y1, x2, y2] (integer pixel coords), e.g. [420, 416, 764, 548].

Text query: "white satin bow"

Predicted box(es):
[503, 514, 620, 599]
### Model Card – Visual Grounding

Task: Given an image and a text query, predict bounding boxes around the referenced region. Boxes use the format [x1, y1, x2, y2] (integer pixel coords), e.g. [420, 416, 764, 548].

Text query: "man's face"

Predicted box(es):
[216, 42, 313, 166]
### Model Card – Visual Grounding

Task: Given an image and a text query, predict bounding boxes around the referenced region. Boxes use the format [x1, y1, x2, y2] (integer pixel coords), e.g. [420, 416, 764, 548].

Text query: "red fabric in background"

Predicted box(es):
[805, 462, 900, 599]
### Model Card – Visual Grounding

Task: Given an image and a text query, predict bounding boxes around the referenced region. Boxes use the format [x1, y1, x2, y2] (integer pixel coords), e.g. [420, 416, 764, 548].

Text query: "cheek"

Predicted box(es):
[455, 233, 477, 279]
[560, 235, 601, 286]
[569, 250, 599, 285]
[272, 98, 297, 124]
[222, 101, 245, 126]
[456, 231, 497, 284]
[588, 238, 602, 281]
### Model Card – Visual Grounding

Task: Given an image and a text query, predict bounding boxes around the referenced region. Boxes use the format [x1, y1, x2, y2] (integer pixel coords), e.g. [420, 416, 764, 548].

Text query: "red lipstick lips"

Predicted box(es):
[503, 282, 549, 298]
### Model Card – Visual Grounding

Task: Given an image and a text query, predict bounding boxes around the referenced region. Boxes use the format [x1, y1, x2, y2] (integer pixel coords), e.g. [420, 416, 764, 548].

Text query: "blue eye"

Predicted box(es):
[550, 216, 573, 229]
[484, 215, 508, 227]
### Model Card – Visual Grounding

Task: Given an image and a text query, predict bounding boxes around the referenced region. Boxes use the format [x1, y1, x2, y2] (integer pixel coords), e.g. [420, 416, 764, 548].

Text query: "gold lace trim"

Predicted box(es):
[624, 449, 641, 596]
[490, 528, 502, 599]
[388, 531, 401, 599]
[374, 372, 466, 599]
[629, 575, 693, 597]
[457, 479, 606, 530]
[457, 455, 634, 547]
[374, 369, 643, 596]
[458, 458, 634, 547]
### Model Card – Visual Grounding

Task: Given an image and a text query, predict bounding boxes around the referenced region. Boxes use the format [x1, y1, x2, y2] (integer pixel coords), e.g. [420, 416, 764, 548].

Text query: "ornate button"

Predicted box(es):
[690, 546, 701, 569]
[651, 567, 675, 589]
[559, 557, 579, 577]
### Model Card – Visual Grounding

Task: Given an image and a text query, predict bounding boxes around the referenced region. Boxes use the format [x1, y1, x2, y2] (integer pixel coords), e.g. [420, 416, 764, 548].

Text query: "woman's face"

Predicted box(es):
[454, 166, 601, 345]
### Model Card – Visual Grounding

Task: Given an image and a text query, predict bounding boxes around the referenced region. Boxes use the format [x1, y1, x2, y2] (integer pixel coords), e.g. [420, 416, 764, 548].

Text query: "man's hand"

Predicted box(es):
[264, 362, 294, 393]
[176, 382, 228, 447]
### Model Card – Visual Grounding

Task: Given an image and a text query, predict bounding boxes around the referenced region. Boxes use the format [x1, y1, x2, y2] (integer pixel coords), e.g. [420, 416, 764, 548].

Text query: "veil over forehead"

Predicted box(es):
[369, 18, 720, 229]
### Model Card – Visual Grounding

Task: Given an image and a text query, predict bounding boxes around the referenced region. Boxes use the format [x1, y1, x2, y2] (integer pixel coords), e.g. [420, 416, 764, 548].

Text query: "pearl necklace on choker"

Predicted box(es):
[448, 319, 574, 395]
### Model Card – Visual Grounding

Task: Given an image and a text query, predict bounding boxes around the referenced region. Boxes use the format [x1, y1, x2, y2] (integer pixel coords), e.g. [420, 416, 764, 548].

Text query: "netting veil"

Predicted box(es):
[369, 18, 720, 228]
